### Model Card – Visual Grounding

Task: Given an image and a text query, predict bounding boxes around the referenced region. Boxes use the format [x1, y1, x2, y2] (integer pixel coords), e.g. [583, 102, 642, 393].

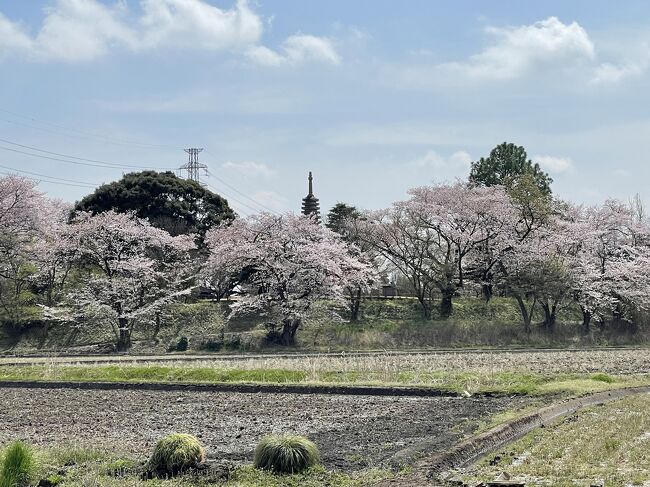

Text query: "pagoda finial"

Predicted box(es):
[301, 171, 320, 221]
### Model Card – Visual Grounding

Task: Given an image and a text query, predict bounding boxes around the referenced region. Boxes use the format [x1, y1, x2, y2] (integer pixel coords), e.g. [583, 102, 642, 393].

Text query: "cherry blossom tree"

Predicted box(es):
[328, 207, 381, 322]
[0, 176, 48, 328]
[202, 213, 376, 345]
[358, 183, 516, 318]
[498, 222, 572, 332]
[31, 199, 76, 307]
[0, 175, 46, 268]
[563, 200, 650, 332]
[63, 210, 195, 351]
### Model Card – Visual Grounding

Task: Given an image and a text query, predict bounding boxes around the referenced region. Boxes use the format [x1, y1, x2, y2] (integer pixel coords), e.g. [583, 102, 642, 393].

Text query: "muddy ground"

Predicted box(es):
[0, 386, 529, 471]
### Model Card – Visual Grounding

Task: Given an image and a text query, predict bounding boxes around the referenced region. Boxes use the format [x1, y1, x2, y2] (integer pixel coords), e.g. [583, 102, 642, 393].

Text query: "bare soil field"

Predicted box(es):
[0, 386, 528, 472]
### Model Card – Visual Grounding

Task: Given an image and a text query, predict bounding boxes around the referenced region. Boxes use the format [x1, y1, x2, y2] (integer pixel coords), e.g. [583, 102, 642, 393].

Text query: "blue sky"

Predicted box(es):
[1, 0, 650, 216]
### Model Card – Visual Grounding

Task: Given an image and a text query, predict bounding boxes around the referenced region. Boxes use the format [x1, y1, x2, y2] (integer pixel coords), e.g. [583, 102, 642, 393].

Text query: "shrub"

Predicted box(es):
[168, 336, 189, 352]
[0, 441, 36, 487]
[253, 434, 320, 474]
[147, 433, 205, 475]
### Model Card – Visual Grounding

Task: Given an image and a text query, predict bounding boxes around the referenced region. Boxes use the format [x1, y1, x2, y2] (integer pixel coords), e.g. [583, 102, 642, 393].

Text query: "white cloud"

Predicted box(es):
[246, 45, 285, 66]
[222, 161, 275, 177]
[534, 155, 574, 174]
[283, 34, 340, 64]
[593, 60, 648, 84]
[0, 13, 33, 56]
[444, 17, 595, 80]
[35, 0, 136, 62]
[411, 150, 472, 169]
[0, 0, 337, 66]
[138, 0, 262, 50]
[247, 34, 340, 66]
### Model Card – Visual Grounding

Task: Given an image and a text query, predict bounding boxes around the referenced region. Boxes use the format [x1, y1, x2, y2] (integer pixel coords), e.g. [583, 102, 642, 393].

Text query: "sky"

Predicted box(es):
[1, 0, 650, 217]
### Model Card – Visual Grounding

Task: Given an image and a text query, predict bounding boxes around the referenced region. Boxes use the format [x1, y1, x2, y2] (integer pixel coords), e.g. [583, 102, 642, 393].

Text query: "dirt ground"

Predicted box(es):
[0, 386, 527, 471]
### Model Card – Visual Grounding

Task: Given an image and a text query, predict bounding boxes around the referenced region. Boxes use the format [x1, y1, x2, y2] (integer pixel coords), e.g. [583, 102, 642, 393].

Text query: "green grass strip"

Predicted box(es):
[0, 365, 648, 396]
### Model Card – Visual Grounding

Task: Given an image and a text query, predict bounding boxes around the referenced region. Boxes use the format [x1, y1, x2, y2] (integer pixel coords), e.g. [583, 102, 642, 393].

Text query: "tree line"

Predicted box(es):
[1, 143, 649, 350]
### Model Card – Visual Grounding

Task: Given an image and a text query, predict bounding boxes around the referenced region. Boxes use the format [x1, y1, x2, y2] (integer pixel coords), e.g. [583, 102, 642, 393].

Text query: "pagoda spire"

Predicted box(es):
[301, 171, 321, 221]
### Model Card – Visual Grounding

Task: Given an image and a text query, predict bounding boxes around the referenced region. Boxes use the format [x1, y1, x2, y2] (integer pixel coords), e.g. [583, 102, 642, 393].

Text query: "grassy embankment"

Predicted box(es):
[2, 349, 649, 396]
[460, 394, 650, 486]
[4, 296, 649, 354]
[0, 444, 394, 487]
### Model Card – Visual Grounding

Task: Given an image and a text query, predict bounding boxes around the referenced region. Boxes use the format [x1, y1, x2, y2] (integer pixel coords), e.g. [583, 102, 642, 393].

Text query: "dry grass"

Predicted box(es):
[3, 348, 646, 373]
[461, 393, 650, 486]
[1, 349, 649, 395]
[136, 349, 650, 375]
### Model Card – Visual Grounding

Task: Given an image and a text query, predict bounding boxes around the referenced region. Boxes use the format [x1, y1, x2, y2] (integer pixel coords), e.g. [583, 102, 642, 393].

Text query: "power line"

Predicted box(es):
[0, 170, 97, 189]
[205, 149, 285, 211]
[0, 163, 98, 187]
[200, 151, 281, 215]
[0, 107, 181, 150]
[205, 169, 280, 216]
[0, 137, 175, 170]
[205, 181, 256, 216]
[0, 140, 273, 215]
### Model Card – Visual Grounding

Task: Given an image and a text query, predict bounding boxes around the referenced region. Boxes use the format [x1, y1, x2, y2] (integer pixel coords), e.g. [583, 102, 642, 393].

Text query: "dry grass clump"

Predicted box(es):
[253, 434, 320, 474]
[147, 433, 205, 475]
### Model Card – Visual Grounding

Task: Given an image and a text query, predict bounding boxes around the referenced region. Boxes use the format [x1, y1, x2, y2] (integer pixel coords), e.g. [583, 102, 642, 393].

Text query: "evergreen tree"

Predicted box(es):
[325, 203, 361, 237]
[469, 142, 553, 195]
[75, 171, 234, 239]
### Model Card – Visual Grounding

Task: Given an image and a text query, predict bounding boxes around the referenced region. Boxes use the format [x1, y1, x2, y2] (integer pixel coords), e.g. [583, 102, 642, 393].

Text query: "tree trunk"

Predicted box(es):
[350, 288, 362, 322]
[439, 288, 454, 318]
[541, 301, 557, 333]
[417, 295, 432, 320]
[481, 284, 493, 302]
[153, 312, 161, 338]
[116, 318, 132, 352]
[515, 294, 535, 333]
[581, 308, 592, 334]
[280, 317, 301, 346]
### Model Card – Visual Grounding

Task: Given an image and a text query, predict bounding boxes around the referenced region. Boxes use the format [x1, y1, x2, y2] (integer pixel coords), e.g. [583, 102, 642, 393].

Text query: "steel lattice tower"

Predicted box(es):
[179, 148, 207, 183]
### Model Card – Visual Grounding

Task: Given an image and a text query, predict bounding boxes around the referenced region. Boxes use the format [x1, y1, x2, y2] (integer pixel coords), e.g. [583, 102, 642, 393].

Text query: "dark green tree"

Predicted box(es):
[469, 142, 553, 195]
[325, 203, 372, 322]
[326, 203, 361, 237]
[75, 171, 234, 239]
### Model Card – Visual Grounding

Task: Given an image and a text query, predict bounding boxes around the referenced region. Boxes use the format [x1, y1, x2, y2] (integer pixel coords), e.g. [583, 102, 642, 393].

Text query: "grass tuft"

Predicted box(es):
[254, 434, 320, 474]
[147, 433, 205, 475]
[591, 372, 615, 383]
[0, 441, 36, 487]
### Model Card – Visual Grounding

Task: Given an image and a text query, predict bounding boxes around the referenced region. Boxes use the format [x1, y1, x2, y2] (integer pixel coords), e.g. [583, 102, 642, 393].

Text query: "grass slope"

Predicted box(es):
[5, 296, 648, 354]
[461, 394, 650, 486]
